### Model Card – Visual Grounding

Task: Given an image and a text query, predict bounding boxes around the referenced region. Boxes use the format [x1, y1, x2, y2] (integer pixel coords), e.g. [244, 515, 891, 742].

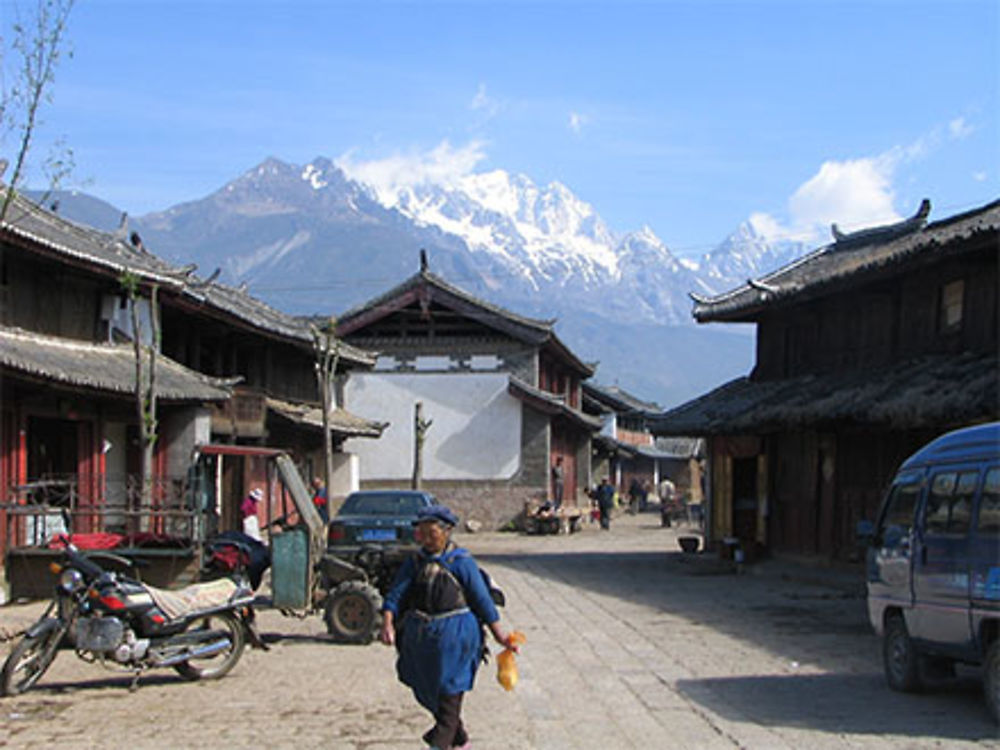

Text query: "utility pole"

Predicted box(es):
[312, 318, 340, 496]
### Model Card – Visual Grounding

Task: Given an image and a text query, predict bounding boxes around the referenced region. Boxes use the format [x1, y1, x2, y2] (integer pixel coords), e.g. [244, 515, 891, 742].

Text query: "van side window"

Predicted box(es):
[880, 481, 920, 538]
[925, 470, 977, 535]
[976, 467, 1000, 537]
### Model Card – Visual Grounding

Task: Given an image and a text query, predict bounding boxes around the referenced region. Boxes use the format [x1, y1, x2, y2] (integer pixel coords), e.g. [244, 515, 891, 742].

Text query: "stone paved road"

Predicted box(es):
[1, 512, 998, 749]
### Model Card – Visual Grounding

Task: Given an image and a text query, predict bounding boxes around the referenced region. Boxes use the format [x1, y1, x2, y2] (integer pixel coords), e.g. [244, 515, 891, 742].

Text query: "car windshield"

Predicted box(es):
[339, 493, 428, 517]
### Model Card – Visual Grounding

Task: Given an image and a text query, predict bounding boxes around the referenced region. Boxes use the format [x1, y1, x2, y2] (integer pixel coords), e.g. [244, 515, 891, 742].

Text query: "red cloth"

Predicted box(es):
[50, 532, 125, 550]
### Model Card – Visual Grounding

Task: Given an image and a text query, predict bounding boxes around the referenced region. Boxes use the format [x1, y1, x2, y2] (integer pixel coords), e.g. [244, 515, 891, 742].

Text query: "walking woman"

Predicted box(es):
[379, 505, 519, 750]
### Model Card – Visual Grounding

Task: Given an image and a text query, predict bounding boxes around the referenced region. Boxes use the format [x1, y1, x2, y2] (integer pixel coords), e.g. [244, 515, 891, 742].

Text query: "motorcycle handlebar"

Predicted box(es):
[55, 538, 110, 582]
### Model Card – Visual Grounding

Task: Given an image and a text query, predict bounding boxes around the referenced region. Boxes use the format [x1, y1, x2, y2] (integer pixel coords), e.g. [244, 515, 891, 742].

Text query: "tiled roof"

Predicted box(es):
[583, 382, 661, 414]
[1, 191, 376, 368]
[266, 397, 386, 438]
[649, 351, 998, 436]
[693, 198, 1000, 322]
[0, 325, 234, 401]
[337, 269, 594, 377]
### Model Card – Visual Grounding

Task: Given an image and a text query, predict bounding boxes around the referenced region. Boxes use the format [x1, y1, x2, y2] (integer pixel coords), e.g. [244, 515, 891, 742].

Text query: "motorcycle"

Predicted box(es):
[1, 535, 266, 696]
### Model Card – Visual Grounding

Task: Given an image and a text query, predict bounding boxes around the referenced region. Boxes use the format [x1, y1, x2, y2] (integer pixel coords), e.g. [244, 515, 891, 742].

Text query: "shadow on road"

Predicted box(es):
[17, 671, 183, 694]
[475, 548, 868, 658]
[259, 631, 334, 647]
[676, 671, 995, 740]
[475, 544, 999, 737]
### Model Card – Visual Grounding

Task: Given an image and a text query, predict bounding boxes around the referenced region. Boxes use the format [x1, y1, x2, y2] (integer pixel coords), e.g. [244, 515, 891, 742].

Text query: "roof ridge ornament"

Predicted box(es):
[831, 199, 931, 250]
[747, 278, 779, 294]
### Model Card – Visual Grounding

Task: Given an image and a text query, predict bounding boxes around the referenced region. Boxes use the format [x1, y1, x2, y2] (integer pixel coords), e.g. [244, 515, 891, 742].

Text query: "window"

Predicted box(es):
[939, 279, 964, 332]
[414, 355, 453, 371]
[977, 467, 1000, 537]
[469, 355, 501, 370]
[924, 469, 977, 535]
[374, 355, 399, 371]
[879, 480, 921, 539]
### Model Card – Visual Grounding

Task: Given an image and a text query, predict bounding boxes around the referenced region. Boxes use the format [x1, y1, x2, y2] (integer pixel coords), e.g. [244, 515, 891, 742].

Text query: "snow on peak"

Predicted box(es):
[346, 164, 622, 277]
[302, 164, 328, 190]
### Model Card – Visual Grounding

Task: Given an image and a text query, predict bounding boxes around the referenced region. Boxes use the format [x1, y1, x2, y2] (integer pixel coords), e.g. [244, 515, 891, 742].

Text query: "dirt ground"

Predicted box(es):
[1, 511, 997, 749]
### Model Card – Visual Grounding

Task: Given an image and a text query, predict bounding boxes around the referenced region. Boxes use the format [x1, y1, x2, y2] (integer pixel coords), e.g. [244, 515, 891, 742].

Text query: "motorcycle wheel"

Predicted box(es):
[324, 580, 382, 644]
[172, 612, 246, 681]
[1, 623, 63, 696]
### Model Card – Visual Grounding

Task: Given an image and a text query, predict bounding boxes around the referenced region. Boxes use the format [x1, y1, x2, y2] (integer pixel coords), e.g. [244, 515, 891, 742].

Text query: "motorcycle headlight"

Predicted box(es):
[58, 567, 85, 593]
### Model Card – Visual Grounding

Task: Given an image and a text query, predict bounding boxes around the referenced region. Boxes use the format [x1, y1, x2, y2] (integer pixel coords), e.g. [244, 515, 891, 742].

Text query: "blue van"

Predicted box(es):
[859, 421, 1000, 722]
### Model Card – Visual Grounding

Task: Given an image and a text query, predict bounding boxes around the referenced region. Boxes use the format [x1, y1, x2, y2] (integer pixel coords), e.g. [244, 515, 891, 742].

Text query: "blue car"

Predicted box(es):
[328, 489, 438, 550]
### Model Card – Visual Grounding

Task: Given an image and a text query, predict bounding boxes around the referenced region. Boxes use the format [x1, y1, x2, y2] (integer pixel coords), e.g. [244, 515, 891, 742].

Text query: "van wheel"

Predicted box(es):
[884, 614, 922, 692]
[985, 640, 1000, 724]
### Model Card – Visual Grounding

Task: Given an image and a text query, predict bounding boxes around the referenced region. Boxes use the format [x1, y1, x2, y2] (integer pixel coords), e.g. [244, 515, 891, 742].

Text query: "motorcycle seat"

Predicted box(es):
[146, 578, 243, 621]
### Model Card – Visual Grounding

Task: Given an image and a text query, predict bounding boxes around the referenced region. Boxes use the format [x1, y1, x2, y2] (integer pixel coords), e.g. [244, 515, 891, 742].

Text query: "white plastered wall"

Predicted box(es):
[343, 372, 521, 481]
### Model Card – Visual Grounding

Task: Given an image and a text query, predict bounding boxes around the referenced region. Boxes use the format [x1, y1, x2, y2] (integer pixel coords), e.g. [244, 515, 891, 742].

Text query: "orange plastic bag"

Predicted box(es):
[496, 631, 526, 691]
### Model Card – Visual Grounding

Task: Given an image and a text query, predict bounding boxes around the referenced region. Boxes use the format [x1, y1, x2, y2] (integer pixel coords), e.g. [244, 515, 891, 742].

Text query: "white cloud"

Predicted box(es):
[336, 140, 488, 205]
[973, 171, 988, 182]
[747, 211, 785, 241]
[568, 111, 588, 134]
[749, 155, 901, 244]
[949, 116, 974, 140]
[749, 117, 980, 243]
[788, 157, 901, 234]
[470, 83, 500, 119]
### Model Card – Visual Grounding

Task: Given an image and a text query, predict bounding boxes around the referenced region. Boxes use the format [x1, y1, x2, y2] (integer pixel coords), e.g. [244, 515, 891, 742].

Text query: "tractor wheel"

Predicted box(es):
[324, 581, 382, 645]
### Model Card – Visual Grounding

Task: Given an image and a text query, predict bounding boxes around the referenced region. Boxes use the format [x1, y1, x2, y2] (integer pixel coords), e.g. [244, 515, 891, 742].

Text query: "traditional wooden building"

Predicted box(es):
[336, 260, 602, 527]
[651, 199, 999, 562]
[0, 194, 233, 560]
[0, 193, 382, 564]
[583, 383, 702, 501]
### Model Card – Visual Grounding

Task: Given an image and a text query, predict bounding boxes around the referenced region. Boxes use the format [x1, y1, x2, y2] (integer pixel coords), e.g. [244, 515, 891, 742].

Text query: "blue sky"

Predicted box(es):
[6, 0, 998, 254]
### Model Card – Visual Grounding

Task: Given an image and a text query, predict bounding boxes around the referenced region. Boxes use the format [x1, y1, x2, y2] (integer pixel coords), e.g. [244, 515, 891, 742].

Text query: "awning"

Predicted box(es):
[266, 397, 386, 438]
[0, 325, 233, 401]
[650, 352, 998, 436]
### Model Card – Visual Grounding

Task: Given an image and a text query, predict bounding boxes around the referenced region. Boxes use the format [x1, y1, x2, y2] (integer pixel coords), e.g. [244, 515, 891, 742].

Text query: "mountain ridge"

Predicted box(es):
[27, 157, 806, 406]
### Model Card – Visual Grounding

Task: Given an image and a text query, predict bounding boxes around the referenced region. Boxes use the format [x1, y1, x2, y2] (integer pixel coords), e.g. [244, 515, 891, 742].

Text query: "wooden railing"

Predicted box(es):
[0, 476, 200, 557]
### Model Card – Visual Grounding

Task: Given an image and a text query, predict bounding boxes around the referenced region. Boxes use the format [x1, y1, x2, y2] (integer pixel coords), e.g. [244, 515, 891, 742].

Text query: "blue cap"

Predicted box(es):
[413, 505, 458, 527]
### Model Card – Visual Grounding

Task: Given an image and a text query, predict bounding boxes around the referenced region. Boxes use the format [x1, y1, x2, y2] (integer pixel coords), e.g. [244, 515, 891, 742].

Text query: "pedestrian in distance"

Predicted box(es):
[379, 505, 520, 750]
[628, 477, 643, 515]
[310, 476, 329, 523]
[240, 487, 263, 542]
[551, 456, 565, 509]
[596, 476, 615, 530]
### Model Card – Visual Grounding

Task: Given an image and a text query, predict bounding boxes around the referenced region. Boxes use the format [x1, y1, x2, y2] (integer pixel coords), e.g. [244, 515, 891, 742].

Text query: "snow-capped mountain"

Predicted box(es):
[698, 219, 809, 293]
[337, 163, 714, 326]
[36, 157, 809, 405]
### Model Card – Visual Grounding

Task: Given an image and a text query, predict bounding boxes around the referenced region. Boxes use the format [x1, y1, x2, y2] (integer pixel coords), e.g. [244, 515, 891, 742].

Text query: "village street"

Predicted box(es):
[1, 512, 997, 750]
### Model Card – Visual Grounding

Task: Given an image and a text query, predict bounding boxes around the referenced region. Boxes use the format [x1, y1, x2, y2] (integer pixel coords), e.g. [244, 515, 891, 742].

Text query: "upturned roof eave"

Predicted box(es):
[691, 198, 1000, 323]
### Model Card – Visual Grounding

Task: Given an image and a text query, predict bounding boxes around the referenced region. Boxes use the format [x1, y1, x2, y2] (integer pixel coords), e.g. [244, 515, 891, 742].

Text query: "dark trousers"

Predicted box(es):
[424, 692, 467, 748]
